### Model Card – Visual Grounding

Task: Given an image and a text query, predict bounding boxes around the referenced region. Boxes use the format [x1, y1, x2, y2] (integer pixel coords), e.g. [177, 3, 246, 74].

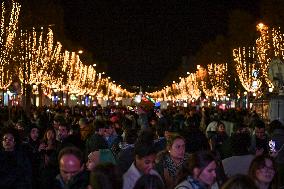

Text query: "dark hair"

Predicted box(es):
[137, 128, 156, 143]
[133, 174, 165, 189]
[269, 120, 284, 134]
[1, 127, 20, 147]
[187, 151, 216, 174]
[125, 129, 138, 144]
[43, 127, 56, 143]
[248, 155, 278, 189]
[93, 120, 106, 132]
[251, 119, 265, 129]
[89, 162, 122, 189]
[53, 115, 66, 125]
[166, 134, 185, 148]
[58, 146, 84, 166]
[134, 141, 157, 159]
[221, 174, 258, 189]
[216, 121, 225, 128]
[178, 151, 216, 183]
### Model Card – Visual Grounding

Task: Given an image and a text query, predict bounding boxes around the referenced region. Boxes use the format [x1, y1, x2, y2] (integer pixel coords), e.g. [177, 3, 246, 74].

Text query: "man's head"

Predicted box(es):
[1, 128, 18, 152]
[104, 121, 114, 137]
[58, 147, 84, 184]
[58, 124, 69, 141]
[79, 118, 88, 129]
[93, 120, 106, 136]
[53, 115, 66, 130]
[252, 119, 266, 139]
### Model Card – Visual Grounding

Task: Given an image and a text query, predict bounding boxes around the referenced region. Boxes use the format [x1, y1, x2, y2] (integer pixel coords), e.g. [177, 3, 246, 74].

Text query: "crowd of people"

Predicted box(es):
[0, 104, 284, 189]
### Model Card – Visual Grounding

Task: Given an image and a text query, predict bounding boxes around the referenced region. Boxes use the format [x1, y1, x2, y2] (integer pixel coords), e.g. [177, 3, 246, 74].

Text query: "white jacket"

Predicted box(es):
[123, 162, 162, 189]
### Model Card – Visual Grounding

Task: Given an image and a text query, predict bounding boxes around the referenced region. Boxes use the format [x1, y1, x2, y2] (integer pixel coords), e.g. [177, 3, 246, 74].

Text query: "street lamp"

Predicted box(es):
[93, 64, 96, 67]
[78, 50, 83, 54]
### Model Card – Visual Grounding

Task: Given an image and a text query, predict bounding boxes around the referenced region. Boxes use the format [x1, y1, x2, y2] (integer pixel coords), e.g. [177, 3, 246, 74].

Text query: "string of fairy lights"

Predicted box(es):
[0, 0, 135, 102]
[148, 23, 284, 102]
[0, 0, 21, 89]
[2, 1, 284, 105]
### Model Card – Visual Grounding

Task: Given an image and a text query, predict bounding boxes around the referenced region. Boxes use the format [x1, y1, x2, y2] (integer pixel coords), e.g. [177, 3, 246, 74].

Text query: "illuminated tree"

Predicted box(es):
[233, 47, 262, 93]
[0, 0, 21, 89]
[256, 23, 284, 89]
[207, 63, 229, 98]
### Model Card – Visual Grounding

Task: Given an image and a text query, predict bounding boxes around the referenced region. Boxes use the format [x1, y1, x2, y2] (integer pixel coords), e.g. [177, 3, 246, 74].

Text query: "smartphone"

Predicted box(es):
[269, 140, 276, 153]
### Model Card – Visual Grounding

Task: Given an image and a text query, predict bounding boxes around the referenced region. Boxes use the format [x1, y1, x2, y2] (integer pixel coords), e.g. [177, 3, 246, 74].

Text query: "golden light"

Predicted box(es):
[233, 47, 262, 93]
[78, 50, 83, 54]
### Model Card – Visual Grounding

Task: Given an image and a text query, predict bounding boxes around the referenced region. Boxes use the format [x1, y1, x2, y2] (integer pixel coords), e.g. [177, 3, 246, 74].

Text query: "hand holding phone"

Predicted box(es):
[269, 140, 276, 153]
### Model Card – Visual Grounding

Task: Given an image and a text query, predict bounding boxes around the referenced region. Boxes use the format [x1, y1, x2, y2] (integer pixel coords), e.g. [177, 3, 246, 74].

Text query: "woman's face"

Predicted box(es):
[256, 158, 275, 184]
[30, 128, 39, 141]
[217, 124, 225, 133]
[46, 130, 55, 140]
[195, 161, 217, 186]
[135, 154, 156, 174]
[169, 138, 185, 160]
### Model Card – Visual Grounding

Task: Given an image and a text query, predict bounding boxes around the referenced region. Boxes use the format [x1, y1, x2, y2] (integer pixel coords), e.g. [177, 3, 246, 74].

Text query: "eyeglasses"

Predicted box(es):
[3, 137, 15, 142]
[261, 166, 275, 172]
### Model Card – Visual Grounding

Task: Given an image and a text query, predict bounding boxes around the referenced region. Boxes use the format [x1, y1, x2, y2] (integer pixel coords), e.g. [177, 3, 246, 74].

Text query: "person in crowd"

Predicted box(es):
[209, 121, 229, 159]
[85, 120, 108, 155]
[269, 120, 284, 188]
[64, 124, 85, 150]
[53, 114, 65, 138]
[110, 120, 124, 156]
[222, 125, 254, 177]
[206, 112, 219, 138]
[87, 162, 122, 189]
[249, 119, 269, 155]
[57, 124, 82, 152]
[248, 154, 278, 189]
[175, 151, 217, 189]
[39, 127, 58, 156]
[79, 118, 92, 141]
[156, 109, 169, 131]
[155, 122, 167, 153]
[185, 107, 201, 129]
[53, 146, 89, 189]
[116, 128, 138, 174]
[57, 124, 69, 143]
[155, 134, 189, 189]
[86, 148, 116, 171]
[133, 174, 165, 189]
[38, 127, 59, 189]
[25, 125, 41, 189]
[14, 120, 28, 142]
[104, 120, 119, 148]
[181, 122, 210, 154]
[0, 127, 32, 189]
[123, 130, 163, 189]
[221, 174, 258, 189]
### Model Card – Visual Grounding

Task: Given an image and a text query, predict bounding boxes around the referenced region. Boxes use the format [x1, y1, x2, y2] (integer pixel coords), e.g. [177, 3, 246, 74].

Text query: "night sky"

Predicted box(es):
[61, 0, 260, 89]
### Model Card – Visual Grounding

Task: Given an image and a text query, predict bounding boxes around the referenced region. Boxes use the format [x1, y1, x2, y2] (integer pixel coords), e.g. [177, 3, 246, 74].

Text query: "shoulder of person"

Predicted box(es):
[175, 180, 193, 189]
